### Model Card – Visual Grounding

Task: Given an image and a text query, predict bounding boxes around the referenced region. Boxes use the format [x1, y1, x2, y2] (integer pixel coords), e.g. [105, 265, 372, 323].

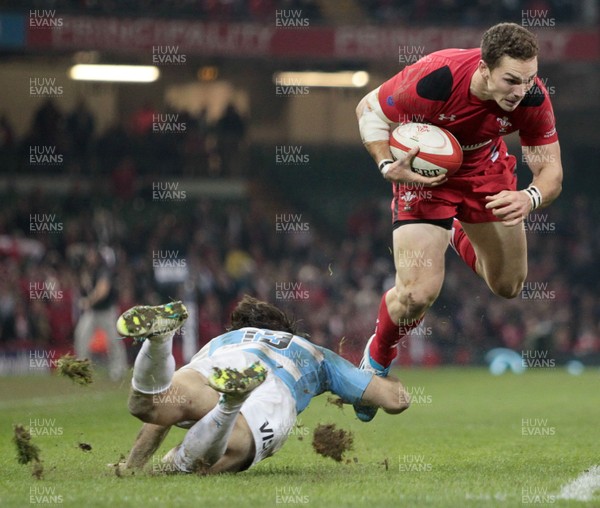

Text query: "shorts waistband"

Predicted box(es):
[461, 140, 492, 151]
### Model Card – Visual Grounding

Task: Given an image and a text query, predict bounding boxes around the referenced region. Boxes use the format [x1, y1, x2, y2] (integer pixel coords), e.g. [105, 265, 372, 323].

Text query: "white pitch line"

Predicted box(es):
[557, 465, 600, 502]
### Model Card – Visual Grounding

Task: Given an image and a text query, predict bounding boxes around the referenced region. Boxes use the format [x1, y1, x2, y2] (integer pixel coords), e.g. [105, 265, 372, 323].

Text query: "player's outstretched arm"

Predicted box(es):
[319, 347, 410, 415]
[361, 374, 411, 415]
[124, 423, 172, 470]
[485, 141, 563, 226]
[521, 141, 563, 206]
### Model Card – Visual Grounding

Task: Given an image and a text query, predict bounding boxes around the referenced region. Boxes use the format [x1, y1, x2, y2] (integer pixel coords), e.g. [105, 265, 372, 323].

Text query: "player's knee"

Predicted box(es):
[128, 391, 156, 422]
[395, 285, 437, 318]
[490, 277, 525, 299]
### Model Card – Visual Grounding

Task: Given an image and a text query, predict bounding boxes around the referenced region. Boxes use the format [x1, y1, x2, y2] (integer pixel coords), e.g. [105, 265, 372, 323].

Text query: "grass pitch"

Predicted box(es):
[1, 367, 599, 507]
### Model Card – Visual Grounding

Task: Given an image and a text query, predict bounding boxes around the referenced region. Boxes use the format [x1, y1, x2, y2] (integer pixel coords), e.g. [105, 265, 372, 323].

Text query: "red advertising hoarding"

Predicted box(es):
[26, 15, 599, 62]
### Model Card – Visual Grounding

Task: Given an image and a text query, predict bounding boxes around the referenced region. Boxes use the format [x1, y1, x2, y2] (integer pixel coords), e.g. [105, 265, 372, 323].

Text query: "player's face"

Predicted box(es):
[483, 56, 538, 112]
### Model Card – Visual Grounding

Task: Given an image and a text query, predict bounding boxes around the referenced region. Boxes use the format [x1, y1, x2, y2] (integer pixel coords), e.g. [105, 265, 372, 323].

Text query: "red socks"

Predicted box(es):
[451, 219, 477, 273]
[369, 291, 422, 368]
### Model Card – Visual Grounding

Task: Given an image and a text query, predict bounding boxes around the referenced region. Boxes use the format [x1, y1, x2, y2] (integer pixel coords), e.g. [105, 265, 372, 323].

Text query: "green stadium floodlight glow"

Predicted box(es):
[273, 70, 369, 88]
[68, 64, 160, 83]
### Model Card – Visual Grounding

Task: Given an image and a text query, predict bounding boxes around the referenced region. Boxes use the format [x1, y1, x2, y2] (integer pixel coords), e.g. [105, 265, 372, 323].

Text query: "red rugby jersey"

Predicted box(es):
[378, 48, 558, 170]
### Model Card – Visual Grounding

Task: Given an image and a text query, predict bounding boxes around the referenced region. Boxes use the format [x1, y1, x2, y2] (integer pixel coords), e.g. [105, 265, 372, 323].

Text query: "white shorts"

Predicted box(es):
[182, 349, 297, 466]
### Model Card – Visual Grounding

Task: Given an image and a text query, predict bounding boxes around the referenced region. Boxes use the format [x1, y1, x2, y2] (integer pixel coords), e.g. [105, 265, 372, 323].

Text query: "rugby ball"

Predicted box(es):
[390, 123, 463, 177]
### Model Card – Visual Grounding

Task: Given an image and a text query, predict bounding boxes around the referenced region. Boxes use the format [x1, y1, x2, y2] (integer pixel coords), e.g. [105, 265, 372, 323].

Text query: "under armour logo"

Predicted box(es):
[438, 113, 456, 121]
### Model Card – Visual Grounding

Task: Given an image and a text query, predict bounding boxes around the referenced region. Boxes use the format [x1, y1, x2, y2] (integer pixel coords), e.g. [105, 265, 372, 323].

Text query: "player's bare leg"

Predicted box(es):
[123, 368, 228, 471]
[161, 362, 267, 474]
[387, 223, 451, 325]
[118, 301, 209, 426]
[375, 223, 450, 368]
[126, 384, 257, 475]
[461, 221, 527, 298]
[128, 368, 218, 426]
[355, 223, 449, 421]
[120, 302, 267, 474]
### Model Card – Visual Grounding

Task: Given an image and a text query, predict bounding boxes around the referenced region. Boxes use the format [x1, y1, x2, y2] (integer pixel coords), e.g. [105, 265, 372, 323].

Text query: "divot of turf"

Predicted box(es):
[78, 442, 92, 452]
[13, 424, 44, 478]
[312, 423, 353, 462]
[56, 354, 94, 385]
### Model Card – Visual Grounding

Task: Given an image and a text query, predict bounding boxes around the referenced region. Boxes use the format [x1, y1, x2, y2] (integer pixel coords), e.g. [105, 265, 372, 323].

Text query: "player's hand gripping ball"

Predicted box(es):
[390, 122, 463, 177]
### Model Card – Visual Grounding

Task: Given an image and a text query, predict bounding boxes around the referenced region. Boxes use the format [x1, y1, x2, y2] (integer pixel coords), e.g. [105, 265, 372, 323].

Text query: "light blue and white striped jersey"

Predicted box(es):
[190, 327, 372, 414]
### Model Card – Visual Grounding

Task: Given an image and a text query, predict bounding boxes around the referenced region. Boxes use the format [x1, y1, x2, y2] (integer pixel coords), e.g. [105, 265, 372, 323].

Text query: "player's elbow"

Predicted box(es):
[538, 162, 563, 204]
[397, 387, 411, 412]
[355, 103, 361, 119]
[551, 180, 563, 201]
[355, 97, 366, 122]
[384, 386, 411, 415]
[543, 168, 563, 203]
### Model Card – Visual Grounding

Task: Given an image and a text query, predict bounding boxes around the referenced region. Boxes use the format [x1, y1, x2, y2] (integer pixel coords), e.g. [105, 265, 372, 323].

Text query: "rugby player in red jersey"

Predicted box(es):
[354, 22, 563, 421]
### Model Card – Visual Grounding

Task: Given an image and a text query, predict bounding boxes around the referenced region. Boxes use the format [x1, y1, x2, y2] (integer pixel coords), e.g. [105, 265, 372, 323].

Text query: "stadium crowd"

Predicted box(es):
[3, 0, 323, 21]
[4, 0, 596, 25]
[365, 0, 598, 26]
[1, 93, 598, 370]
[0, 175, 598, 368]
[0, 98, 248, 178]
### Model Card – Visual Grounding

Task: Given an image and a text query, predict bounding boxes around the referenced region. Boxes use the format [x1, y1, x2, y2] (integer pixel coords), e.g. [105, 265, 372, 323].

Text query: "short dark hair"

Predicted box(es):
[228, 295, 301, 336]
[481, 23, 539, 70]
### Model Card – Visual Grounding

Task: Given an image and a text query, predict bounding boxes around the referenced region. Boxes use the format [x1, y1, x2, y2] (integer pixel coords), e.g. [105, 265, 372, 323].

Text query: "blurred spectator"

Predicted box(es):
[72, 245, 127, 381]
[181, 110, 211, 176]
[31, 99, 65, 146]
[66, 98, 95, 162]
[0, 278, 18, 344]
[97, 119, 132, 171]
[111, 157, 137, 201]
[198, 292, 224, 344]
[215, 103, 247, 176]
[129, 102, 157, 137]
[0, 114, 14, 151]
